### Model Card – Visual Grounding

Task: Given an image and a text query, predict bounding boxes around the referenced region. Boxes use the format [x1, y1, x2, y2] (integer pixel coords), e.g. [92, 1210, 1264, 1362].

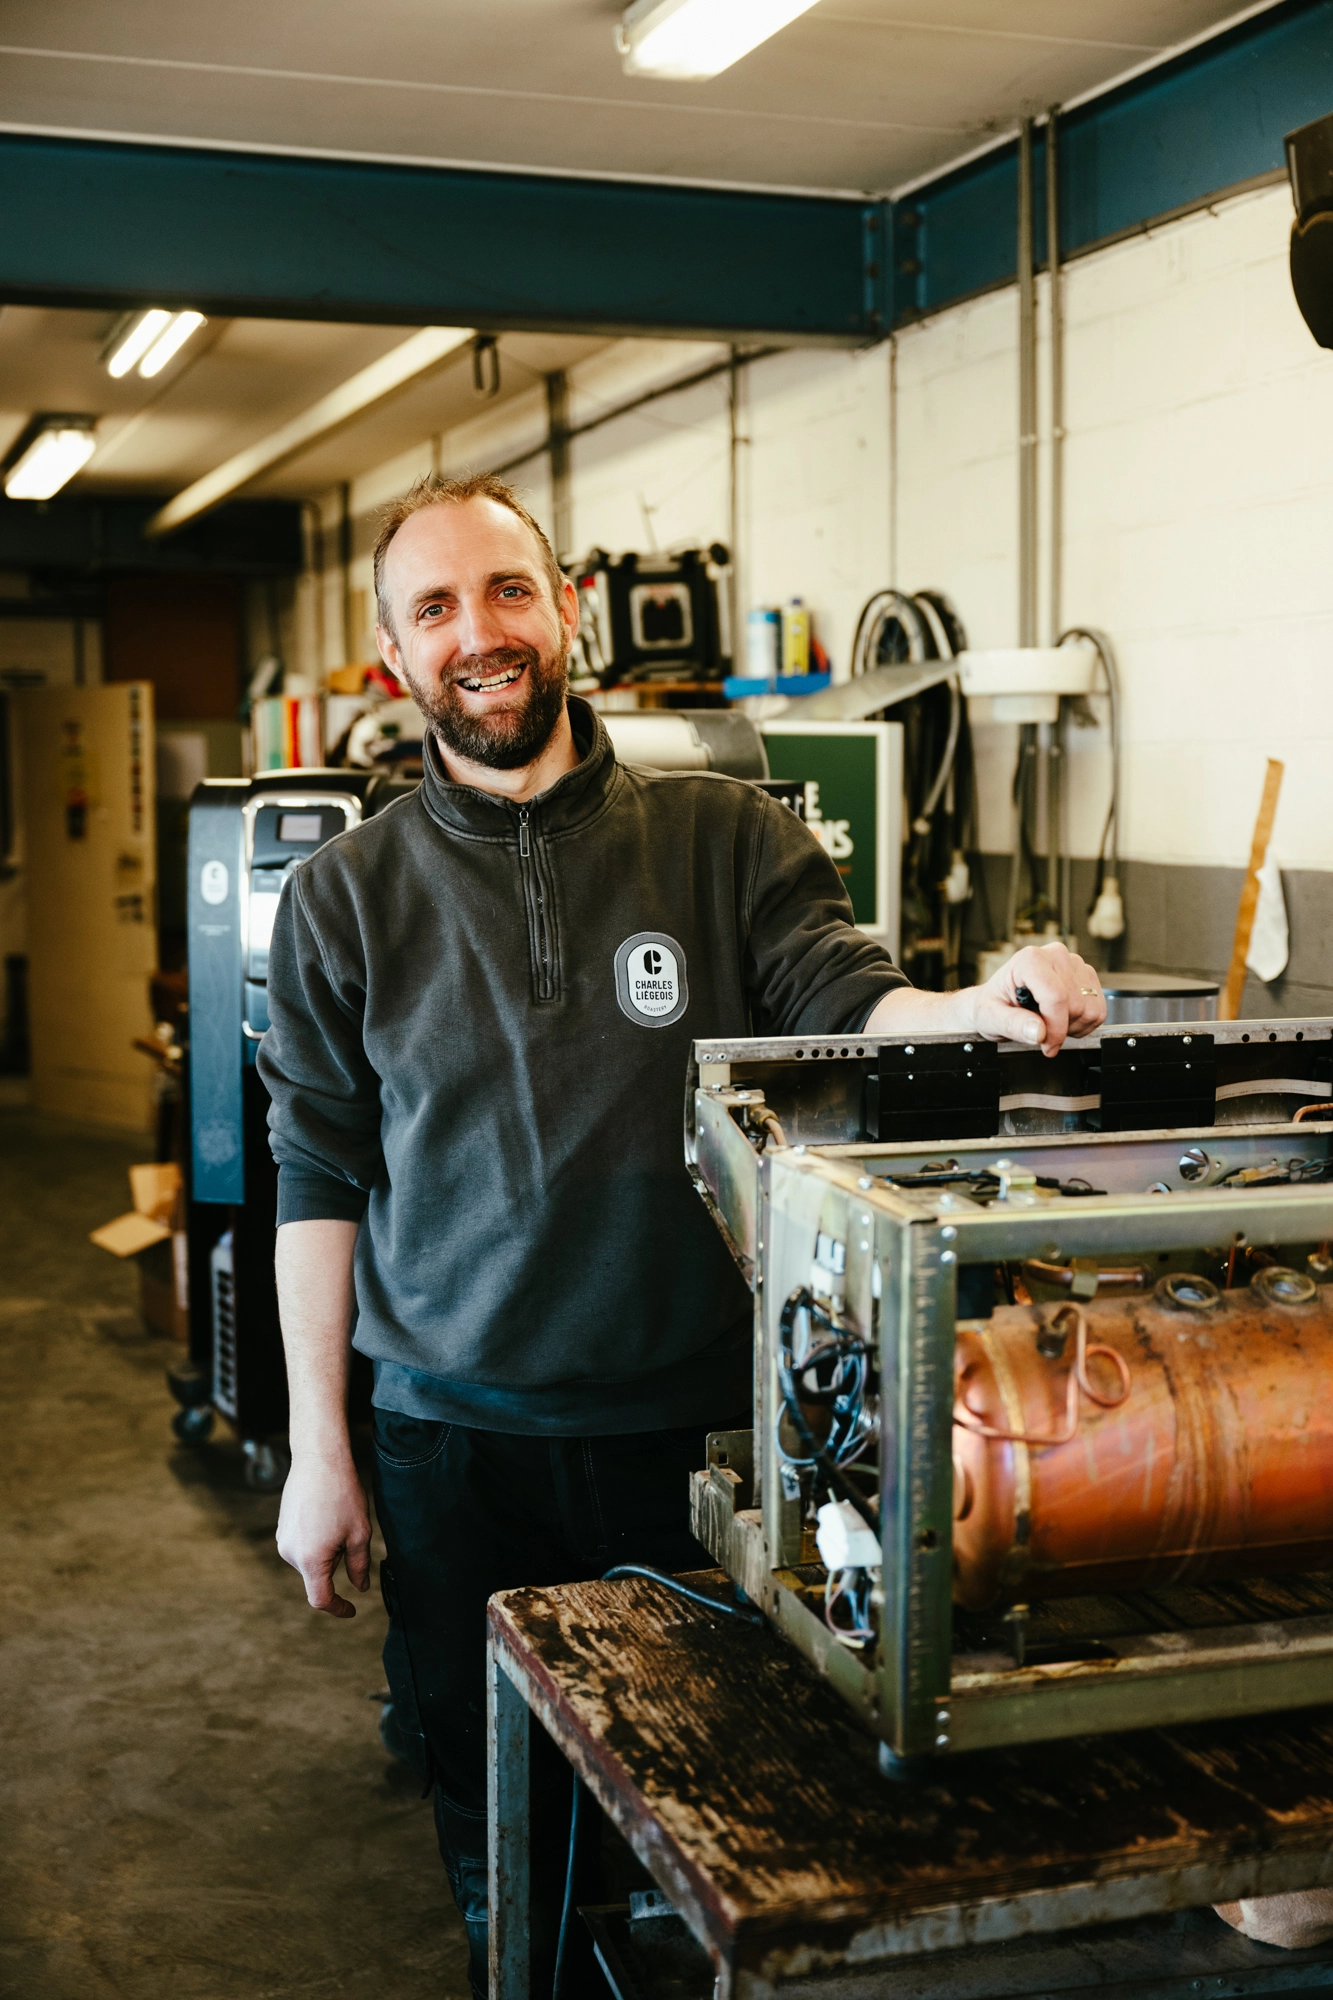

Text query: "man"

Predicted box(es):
[262, 472, 1105, 1996]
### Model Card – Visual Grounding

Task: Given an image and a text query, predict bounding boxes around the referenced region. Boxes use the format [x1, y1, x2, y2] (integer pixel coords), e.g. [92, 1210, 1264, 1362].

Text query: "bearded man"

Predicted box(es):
[260, 472, 1105, 1996]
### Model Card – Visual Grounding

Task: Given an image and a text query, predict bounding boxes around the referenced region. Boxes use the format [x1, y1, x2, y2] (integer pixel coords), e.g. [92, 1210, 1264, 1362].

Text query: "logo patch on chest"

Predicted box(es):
[614, 931, 689, 1028]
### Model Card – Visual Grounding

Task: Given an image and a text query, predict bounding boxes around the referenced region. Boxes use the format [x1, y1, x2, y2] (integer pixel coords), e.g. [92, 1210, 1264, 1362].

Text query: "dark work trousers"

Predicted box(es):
[371, 1407, 745, 1999]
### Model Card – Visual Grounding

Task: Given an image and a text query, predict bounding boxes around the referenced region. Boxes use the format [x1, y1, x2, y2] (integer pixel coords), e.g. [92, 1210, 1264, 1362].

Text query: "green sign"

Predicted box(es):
[762, 721, 900, 943]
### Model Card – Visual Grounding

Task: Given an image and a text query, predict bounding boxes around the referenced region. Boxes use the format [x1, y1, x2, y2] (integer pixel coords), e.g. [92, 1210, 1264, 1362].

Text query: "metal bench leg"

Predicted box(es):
[488, 1642, 531, 2000]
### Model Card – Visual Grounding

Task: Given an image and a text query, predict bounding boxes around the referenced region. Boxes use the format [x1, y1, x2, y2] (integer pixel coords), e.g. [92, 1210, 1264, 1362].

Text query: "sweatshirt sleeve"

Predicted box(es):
[742, 792, 910, 1035]
[257, 868, 383, 1225]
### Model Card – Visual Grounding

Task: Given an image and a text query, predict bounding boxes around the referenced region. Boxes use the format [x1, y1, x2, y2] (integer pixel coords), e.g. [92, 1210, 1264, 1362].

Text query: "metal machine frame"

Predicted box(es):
[687, 1019, 1333, 1768]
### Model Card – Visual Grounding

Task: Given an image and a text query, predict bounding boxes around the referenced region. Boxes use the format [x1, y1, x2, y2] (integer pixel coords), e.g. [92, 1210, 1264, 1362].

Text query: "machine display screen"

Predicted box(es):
[248, 882, 283, 957]
[278, 813, 323, 843]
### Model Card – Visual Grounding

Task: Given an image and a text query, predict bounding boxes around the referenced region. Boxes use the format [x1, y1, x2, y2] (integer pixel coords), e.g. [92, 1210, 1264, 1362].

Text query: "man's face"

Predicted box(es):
[377, 498, 579, 771]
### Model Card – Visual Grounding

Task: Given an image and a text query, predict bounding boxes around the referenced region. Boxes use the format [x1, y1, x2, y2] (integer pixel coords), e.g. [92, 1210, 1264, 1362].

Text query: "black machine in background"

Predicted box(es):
[172, 769, 409, 1485]
[1288, 110, 1333, 348]
[570, 545, 731, 687]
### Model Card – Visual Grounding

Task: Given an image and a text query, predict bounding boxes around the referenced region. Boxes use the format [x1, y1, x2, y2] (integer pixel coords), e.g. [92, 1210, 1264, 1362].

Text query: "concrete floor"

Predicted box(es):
[0, 1109, 470, 1998]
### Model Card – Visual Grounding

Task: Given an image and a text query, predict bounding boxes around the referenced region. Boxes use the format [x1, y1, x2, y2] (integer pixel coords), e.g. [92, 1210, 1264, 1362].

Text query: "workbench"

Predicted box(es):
[486, 1571, 1333, 1999]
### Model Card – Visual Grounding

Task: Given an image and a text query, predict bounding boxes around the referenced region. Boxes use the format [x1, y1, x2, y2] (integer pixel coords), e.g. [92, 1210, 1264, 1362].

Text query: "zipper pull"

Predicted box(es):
[518, 807, 530, 858]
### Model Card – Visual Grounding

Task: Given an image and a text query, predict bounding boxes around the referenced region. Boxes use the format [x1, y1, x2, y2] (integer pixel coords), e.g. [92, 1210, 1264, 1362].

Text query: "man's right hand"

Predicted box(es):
[276, 1451, 372, 1618]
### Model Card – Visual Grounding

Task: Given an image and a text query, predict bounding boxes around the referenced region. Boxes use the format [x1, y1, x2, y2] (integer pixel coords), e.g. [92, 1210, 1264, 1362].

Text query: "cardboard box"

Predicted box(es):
[91, 1161, 188, 1339]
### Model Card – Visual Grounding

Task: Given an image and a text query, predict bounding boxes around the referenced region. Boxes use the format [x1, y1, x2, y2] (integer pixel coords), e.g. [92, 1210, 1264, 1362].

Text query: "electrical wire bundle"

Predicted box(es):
[777, 1287, 883, 1651]
[1005, 626, 1124, 950]
[776, 1287, 876, 1510]
[848, 588, 988, 988]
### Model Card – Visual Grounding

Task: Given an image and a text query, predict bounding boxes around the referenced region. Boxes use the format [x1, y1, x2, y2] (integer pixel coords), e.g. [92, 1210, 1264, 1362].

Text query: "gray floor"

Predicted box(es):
[0, 1108, 470, 1999]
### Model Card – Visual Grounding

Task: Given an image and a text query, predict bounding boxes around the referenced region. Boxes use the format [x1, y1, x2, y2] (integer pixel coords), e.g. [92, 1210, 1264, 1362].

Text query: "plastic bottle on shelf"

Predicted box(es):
[781, 599, 811, 675]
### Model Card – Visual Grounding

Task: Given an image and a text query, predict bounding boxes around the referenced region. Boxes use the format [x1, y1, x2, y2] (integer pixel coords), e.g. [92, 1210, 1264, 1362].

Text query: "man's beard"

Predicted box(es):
[402, 638, 569, 772]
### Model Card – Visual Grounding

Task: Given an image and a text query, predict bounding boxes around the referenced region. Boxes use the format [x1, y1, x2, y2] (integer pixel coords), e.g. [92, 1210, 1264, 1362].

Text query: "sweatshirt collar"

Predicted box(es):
[418, 696, 619, 839]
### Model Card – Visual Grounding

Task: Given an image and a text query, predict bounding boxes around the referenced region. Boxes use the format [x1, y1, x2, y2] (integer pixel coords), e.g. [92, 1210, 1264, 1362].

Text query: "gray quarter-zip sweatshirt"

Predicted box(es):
[258, 700, 906, 1433]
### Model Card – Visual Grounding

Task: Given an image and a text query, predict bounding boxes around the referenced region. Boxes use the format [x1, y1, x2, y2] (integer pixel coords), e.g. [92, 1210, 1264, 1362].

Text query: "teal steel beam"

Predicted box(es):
[0, 134, 891, 346]
[894, 0, 1333, 325]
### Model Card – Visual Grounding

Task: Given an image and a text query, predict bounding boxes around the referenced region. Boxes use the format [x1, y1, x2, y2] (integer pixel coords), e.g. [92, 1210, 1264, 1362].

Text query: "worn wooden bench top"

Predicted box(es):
[488, 1571, 1333, 1991]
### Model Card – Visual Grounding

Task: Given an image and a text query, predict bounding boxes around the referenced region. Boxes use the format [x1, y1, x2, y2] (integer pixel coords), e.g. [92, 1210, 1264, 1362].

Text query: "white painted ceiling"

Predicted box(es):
[0, 1, 1272, 199]
[0, 307, 606, 499]
[0, 2, 1272, 505]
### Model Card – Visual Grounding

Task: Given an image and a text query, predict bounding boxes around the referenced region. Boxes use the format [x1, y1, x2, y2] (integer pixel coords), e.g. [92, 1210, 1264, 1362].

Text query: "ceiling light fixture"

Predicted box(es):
[4, 418, 98, 500]
[139, 310, 207, 379]
[104, 307, 207, 380]
[617, 0, 820, 79]
[105, 309, 174, 378]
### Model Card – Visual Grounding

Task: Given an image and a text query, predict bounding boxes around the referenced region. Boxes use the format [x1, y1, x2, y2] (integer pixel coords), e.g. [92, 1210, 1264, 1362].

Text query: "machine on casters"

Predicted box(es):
[169, 769, 408, 1487]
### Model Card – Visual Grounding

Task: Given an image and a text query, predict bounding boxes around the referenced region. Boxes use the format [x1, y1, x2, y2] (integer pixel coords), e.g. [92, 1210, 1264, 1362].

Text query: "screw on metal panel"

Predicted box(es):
[941, 1225, 957, 1240]
[905, 1045, 915, 1054]
[858, 1176, 873, 1189]
[941, 1250, 956, 1264]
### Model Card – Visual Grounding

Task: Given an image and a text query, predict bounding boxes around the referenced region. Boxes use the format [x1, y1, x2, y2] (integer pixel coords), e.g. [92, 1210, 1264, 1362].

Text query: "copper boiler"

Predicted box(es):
[951, 1271, 1333, 1610]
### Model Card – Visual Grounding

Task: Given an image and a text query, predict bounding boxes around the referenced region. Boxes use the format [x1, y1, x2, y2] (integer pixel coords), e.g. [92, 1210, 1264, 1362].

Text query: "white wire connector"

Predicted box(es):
[815, 1499, 881, 1571]
[942, 851, 971, 905]
[1087, 874, 1125, 941]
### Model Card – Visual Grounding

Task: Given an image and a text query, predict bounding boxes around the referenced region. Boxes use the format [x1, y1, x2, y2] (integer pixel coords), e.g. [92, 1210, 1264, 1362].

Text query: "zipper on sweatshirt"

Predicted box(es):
[516, 806, 558, 1002]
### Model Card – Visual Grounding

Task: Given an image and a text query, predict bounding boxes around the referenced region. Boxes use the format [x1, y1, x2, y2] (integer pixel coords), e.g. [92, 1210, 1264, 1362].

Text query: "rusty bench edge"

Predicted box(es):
[486, 1592, 1333, 1969]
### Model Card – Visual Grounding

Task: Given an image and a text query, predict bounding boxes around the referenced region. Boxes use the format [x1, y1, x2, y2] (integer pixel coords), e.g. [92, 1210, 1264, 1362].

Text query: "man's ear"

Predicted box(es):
[557, 574, 580, 645]
[375, 625, 408, 688]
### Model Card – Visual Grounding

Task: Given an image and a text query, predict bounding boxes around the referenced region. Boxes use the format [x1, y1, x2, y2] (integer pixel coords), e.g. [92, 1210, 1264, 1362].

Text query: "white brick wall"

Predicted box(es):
[897, 181, 1333, 874]
[311, 337, 894, 688]
[309, 177, 1333, 883]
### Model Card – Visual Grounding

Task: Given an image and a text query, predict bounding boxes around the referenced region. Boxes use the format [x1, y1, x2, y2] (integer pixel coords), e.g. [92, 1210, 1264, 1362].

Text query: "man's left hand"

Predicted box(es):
[968, 940, 1106, 1056]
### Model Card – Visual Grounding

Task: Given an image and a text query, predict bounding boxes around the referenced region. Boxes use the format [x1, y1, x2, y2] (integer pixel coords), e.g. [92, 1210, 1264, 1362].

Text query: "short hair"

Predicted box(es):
[373, 471, 565, 637]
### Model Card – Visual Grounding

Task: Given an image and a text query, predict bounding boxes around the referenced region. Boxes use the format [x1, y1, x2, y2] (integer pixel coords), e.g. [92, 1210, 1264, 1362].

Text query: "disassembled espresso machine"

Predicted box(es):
[687, 1017, 1333, 1771]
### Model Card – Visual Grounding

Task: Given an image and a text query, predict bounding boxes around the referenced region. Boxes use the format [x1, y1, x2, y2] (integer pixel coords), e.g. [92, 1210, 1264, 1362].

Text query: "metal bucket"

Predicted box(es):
[1100, 973, 1218, 1025]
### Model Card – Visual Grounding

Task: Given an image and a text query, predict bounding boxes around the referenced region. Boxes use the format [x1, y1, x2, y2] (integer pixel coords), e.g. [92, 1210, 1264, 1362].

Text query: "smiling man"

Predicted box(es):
[260, 471, 1104, 1995]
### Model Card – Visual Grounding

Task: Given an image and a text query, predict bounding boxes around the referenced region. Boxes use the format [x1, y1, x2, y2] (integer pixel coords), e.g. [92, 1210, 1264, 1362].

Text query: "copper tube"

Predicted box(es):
[1294, 1103, 1333, 1123]
[1021, 1259, 1150, 1292]
[952, 1285, 1333, 1609]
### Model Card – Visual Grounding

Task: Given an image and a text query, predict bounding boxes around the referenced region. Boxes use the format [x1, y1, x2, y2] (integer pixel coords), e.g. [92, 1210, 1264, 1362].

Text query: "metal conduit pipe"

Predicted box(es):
[1047, 103, 1065, 651]
[1017, 116, 1039, 653]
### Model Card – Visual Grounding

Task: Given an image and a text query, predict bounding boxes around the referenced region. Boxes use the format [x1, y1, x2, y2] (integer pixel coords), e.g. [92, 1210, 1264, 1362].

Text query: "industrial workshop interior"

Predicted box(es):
[14, 3, 1333, 1998]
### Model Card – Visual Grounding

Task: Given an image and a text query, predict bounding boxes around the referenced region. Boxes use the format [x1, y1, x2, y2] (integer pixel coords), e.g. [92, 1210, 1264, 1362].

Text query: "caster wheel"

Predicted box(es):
[167, 1363, 212, 1409]
[172, 1404, 215, 1444]
[242, 1440, 292, 1492]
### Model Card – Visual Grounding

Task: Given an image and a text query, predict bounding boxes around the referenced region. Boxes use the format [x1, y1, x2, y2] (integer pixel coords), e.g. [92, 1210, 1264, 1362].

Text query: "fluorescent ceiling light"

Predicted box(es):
[104, 307, 206, 380]
[5, 421, 97, 500]
[139, 310, 207, 379]
[618, 0, 820, 79]
[105, 309, 173, 378]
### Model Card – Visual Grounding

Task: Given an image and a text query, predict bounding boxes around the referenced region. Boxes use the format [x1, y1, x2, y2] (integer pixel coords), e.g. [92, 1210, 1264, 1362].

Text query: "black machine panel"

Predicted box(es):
[865, 1040, 1001, 1142]
[573, 545, 729, 685]
[184, 769, 409, 1444]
